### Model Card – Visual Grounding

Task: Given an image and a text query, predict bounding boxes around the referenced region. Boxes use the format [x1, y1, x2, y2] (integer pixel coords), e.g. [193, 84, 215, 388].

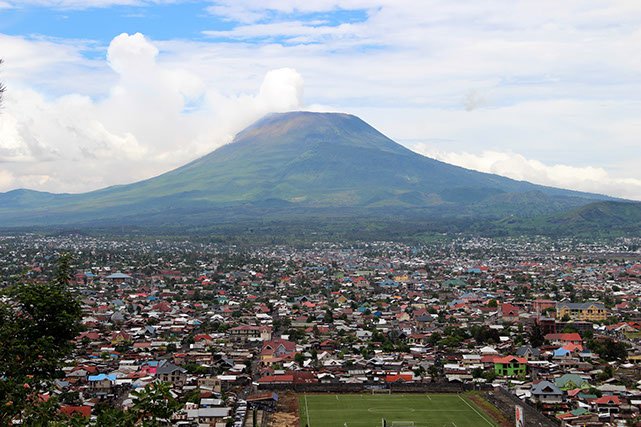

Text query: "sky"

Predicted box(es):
[0, 0, 640, 200]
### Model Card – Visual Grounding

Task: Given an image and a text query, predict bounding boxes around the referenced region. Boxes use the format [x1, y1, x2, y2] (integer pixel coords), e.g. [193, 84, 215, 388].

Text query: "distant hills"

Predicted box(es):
[1, 111, 639, 237]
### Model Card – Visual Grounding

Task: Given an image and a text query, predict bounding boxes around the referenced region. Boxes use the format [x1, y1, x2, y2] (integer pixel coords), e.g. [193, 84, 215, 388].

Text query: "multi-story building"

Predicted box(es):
[556, 302, 607, 322]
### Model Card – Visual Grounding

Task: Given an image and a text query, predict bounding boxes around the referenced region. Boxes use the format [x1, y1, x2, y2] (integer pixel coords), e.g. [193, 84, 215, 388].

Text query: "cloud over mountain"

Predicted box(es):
[0, 1, 640, 200]
[0, 33, 304, 192]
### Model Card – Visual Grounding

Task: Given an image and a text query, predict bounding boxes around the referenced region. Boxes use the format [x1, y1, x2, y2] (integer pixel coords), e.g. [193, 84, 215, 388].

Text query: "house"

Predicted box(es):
[594, 395, 621, 417]
[197, 407, 231, 425]
[185, 407, 231, 426]
[545, 332, 582, 346]
[228, 325, 272, 343]
[260, 339, 297, 364]
[552, 347, 572, 359]
[501, 303, 521, 322]
[556, 302, 607, 322]
[530, 380, 564, 404]
[88, 374, 116, 393]
[257, 374, 294, 385]
[555, 408, 599, 426]
[385, 373, 414, 383]
[515, 345, 540, 360]
[156, 360, 188, 386]
[198, 376, 222, 393]
[555, 374, 590, 391]
[493, 356, 527, 377]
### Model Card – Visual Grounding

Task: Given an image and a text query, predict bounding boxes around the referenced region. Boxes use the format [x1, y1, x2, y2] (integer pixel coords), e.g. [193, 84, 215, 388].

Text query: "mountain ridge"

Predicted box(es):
[0, 111, 630, 232]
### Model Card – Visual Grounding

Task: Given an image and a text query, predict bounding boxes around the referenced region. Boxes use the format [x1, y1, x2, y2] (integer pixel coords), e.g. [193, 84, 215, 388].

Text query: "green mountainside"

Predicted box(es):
[0, 111, 636, 235]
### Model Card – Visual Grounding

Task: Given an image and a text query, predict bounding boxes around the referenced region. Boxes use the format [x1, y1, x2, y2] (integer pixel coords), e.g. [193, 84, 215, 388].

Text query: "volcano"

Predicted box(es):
[0, 111, 620, 228]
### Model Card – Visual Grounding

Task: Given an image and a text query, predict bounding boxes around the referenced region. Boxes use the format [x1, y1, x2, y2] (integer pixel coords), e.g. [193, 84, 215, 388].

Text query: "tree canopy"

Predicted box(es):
[0, 253, 83, 425]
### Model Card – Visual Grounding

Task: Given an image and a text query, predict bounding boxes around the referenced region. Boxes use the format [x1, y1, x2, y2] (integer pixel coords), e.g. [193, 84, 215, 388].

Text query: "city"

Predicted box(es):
[2, 233, 640, 426]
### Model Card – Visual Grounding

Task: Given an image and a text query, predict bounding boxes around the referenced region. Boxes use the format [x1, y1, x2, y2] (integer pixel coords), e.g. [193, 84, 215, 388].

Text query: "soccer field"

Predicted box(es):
[299, 393, 498, 427]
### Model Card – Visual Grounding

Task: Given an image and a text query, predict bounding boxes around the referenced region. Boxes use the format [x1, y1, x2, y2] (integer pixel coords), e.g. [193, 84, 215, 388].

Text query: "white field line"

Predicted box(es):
[457, 395, 494, 426]
[426, 394, 432, 401]
[305, 394, 311, 426]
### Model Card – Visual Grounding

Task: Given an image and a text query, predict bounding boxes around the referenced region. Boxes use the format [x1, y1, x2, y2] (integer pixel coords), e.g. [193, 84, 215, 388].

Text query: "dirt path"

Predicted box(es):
[268, 392, 299, 427]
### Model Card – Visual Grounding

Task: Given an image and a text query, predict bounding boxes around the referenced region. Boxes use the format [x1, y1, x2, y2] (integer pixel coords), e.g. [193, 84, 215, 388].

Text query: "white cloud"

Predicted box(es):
[0, 169, 13, 189]
[1, 1, 641, 200]
[410, 146, 641, 201]
[0, 33, 304, 192]
[257, 68, 304, 111]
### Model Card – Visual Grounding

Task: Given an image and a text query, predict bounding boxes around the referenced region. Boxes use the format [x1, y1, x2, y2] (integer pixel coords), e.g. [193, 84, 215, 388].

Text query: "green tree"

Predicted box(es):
[93, 407, 135, 427]
[471, 367, 484, 378]
[529, 323, 545, 348]
[0, 254, 83, 425]
[131, 382, 181, 426]
[588, 338, 628, 362]
[323, 308, 334, 324]
[54, 252, 74, 286]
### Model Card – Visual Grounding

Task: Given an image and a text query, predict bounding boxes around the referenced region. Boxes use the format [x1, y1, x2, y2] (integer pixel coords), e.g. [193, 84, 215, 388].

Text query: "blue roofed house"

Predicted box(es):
[377, 279, 398, 287]
[553, 347, 572, 359]
[88, 374, 116, 393]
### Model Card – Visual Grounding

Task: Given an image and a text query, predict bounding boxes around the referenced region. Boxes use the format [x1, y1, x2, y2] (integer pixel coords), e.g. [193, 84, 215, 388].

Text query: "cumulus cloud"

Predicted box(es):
[411, 145, 641, 201]
[258, 68, 304, 111]
[2, 1, 641, 200]
[0, 33, 304, 192]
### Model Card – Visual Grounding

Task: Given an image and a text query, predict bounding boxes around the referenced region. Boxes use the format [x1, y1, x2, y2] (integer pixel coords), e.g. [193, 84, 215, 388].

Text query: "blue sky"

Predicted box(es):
[1, 1, 641, 199]
[0, 2, 221, 43]
[0, 2, 370, 46]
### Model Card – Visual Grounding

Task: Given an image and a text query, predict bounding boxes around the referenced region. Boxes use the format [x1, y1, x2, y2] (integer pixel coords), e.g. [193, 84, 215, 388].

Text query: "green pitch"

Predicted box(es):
[299, 393, 497, 427]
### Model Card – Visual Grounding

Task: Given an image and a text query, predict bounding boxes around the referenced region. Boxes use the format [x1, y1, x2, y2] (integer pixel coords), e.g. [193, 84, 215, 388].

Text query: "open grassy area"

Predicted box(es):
[299, 393, 498, 427]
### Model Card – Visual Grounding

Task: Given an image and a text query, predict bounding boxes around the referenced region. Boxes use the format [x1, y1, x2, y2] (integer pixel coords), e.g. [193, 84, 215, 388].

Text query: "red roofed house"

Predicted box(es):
[501, 303, 521, 322]
[594, 395, 621, 417]
[194, 334, 214, 345]
[385, 373, 414, 383]
[562, 343, 584, 353]
[257, 371, 317, 385]
[260, 339, 297, 364]
[545, 333, 582, 346]
[257, 374, 294, 385]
